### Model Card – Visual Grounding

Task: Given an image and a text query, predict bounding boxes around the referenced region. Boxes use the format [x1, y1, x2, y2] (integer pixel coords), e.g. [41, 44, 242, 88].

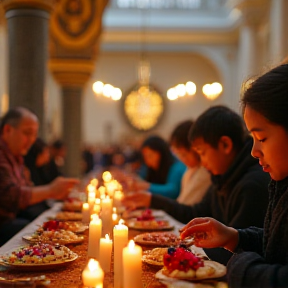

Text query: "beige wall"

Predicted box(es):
[82, 47, 238, 145]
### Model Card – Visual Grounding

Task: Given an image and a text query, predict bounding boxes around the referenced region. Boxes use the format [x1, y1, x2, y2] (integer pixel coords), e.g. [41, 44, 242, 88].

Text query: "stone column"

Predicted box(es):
[49, 0, 108, 177]
[1, 0, 55, 137]
[269, 0, 288, 64]
[233, 0, 269, 92]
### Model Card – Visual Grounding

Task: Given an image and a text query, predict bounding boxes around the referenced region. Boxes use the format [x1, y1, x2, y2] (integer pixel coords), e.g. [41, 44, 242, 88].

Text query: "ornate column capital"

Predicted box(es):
[49, 0, 109, 86]
[228, 0, 270, 26]
[48, 58, 96, 87]
[1, 0, 56, 12]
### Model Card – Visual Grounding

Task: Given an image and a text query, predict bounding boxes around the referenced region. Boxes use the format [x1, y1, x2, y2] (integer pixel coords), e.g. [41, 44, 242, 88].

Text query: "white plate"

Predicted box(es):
[156, 260, 226, 281]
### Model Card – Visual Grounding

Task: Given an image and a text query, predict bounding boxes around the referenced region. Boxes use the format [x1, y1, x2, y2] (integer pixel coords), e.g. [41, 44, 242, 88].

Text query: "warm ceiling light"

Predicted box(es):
[111, 88, 122, 101]
[167, 81, 197, 100]
[176, 84, 186, 97]
[92, 81, 122, 101]
[185, 81, 196, 96]
[92, 81, 104, 94]
[167, 88, 178, 100]
[202, 82, 222, 100]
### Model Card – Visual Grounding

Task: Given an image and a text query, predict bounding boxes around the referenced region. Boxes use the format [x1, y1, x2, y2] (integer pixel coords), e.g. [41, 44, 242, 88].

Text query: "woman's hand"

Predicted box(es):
[180, 217, 239, 252]
[122, 191, 152, 211]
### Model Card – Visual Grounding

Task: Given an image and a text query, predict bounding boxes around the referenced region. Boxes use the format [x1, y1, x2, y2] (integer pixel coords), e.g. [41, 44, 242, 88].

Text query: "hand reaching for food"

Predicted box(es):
[179, 217, 239, 252]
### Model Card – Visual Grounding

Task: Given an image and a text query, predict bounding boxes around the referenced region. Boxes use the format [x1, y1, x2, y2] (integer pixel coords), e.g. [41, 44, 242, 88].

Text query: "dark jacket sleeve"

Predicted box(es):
[227, 178, 269, 229]
[227, 252, 288, 288]
[236, 227, 264, 256]
[150, 185, 213, 224]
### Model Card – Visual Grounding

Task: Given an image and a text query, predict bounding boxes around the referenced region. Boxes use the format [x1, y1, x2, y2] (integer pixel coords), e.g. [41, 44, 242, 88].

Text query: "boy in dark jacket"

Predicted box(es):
[123, 106, 270, 263]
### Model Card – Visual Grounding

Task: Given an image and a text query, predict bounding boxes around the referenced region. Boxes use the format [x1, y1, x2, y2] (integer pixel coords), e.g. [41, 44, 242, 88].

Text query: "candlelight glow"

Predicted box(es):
[91, 178, 98, 187]
[88, 184, 96, 194]
[102, 171, 112, 182]
[88, 259, 100, 272]
[113, 207, 117, 213]
[95, 198, 101, 204]
[112, 214, 118, 221]
[128, 240, 135, 250]
[91, 214, 99, 221]
[119, 219, 124, 225]
[105, 234, 110, 241]
[83, 203, 89, 209]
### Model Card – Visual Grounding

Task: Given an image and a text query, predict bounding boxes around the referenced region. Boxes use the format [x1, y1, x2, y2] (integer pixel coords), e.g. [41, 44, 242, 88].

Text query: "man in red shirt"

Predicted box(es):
[0, 107, 78, 245]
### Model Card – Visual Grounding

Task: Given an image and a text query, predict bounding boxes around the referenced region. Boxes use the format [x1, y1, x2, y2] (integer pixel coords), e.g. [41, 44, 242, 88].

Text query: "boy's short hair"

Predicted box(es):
[188, 105, 248, 150]
[170, 120, 194, 150]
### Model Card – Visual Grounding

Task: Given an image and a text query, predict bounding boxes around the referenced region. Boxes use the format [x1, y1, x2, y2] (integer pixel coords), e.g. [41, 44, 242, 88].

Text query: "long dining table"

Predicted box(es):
[0, 203, 227, 288]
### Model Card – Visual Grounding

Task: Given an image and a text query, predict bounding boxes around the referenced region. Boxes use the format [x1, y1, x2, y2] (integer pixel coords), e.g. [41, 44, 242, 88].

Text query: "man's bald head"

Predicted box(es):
[0, 107, 38, 134]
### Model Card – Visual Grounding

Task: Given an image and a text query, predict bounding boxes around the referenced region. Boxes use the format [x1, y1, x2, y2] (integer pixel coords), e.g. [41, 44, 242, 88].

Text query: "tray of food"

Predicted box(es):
[0, 243, 78, 271]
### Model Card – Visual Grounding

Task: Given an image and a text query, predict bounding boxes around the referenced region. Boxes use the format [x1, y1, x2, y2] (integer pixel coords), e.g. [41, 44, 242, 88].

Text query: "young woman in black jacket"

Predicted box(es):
[181, 63, 288, 288]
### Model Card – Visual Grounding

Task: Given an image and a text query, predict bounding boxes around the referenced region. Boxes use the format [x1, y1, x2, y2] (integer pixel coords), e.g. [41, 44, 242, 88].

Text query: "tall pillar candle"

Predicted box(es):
[99, 234, 113, 272]
[123, 240, 142, 288]
[113, 220, 128, 288]
[82, 202, 90, 223]
[88, 214, 102, 259]
[101, 196, 113, 236]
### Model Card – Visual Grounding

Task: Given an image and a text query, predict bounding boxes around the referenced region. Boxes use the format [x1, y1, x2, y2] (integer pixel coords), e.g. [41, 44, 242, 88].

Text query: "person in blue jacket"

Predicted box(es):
[180, 63, 288, 288]
[135, 135, 186, 199]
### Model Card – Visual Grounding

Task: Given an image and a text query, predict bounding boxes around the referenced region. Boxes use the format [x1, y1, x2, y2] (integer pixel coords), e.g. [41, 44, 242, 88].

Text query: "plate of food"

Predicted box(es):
[38, 220, 88, 234]
[122, 209, 165, 220]
[126, 220, 173, 231]
[22, 230, 84, 245]
[51, 212, 83, 221]
[0, 243, 78, 271]
[134, 232, 179, 247]
[62, 198, 83, 212]
[142, 248, 168, 266]
[155, 247, 226, 281]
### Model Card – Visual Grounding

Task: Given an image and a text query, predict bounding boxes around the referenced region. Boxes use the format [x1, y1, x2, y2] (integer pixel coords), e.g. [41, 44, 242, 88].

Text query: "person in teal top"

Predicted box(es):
[135, 135, 186, 199]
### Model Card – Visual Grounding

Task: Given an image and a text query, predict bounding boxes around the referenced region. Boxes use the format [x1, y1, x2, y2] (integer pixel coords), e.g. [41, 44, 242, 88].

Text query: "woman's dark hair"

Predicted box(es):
[241, 64, 288, 131]
[141, 135, 175, 184]
[189, 105, 248, 151]
[24, 138, 48, 168]
[170, 120, 194, 150]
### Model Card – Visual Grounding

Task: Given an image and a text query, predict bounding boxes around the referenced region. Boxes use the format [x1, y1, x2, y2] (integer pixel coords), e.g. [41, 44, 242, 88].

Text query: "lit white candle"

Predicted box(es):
[82, 259, 104, 288]
[93, 198, 101, 215]
[90, 178, 99, 188]
[101, 196, 113, 236]
[82, 202, 90, 223]
[88, 214, 102, 259]
[123, 240, 142, 288]
[114, 219, 128, 288]
[113, 190, 123, 208]
[102, 171, 112, 182]
[88, 185, 96, 214]
[99, 234, 113, 272]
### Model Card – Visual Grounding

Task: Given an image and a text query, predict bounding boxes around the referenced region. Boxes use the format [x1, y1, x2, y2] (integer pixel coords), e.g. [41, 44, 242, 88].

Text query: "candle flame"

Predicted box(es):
[105, 234, 110, 240]
[98, 186, 106, 195]
[88, 259, 100, 272]
[90, 178, 98, 187]
[83, 203, 89, 209]
[118, 219, 124, 225]
[113, 207, 116, 213]
[102, 171, 112, 182]
[87, 184, 95, 194]
[91, 214, 99, 221]
[128, 240, 135, 250]
[112, 213, 118, 221]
